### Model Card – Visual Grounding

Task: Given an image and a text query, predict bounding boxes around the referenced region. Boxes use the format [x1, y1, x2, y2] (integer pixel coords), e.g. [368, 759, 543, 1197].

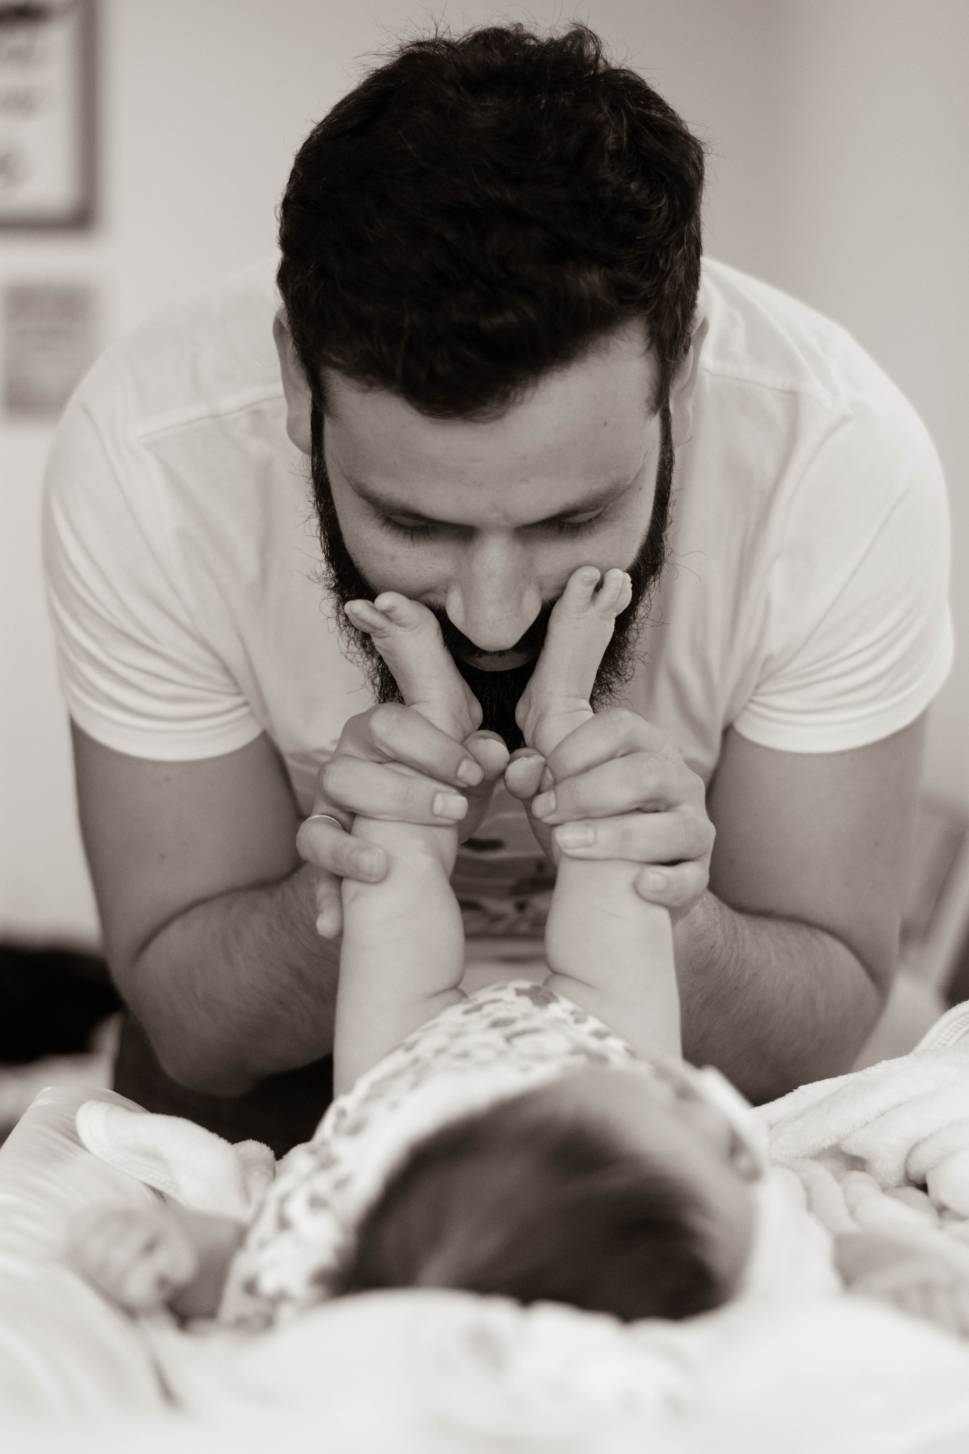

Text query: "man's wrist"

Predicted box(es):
[671, 888, 727, 978]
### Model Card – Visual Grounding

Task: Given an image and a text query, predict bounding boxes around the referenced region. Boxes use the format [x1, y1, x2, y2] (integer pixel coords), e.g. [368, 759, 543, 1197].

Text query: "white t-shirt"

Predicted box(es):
[42, 257, 953, 957]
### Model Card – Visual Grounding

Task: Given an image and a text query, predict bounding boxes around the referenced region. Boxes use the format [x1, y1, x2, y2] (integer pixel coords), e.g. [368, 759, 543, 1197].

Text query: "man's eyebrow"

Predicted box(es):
[343, 472, 637, 527]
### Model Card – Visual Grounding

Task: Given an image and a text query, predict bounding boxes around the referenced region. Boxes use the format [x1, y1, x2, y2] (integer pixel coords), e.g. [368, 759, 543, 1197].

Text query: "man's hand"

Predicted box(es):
[504, 709, 714, 921]
[296, 705, 509, 938]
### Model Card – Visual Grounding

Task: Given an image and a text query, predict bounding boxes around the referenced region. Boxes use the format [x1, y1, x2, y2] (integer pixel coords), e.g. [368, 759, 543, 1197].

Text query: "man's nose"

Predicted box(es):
[443, 536, 543, 652]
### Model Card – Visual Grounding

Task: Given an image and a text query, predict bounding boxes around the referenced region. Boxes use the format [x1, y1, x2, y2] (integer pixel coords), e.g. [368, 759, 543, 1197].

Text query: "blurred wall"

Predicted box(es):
[1, 0, 966, 944]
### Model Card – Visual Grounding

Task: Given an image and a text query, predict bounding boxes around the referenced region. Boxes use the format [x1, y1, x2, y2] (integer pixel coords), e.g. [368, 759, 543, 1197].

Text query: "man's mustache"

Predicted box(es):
[429, 599, 555, 665]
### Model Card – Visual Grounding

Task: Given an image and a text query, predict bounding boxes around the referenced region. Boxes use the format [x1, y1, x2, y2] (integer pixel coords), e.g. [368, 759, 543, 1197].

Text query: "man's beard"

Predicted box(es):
[309, 405, 675, 750]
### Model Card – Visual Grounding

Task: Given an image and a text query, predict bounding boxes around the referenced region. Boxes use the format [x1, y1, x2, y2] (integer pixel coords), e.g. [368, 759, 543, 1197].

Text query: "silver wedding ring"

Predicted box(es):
[303, 812, 351, 834]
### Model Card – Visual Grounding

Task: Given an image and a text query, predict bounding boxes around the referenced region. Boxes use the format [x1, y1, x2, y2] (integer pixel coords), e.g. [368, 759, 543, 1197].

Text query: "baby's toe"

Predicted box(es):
[557, 564, 603, 614]
[372, 591, 436, 633]
[595, 567, 633, 619]
[553, 565, 630, 623]
[517, 566, 630, 750]
[345, 594, 479, 739]
[346, 591, 437, 641]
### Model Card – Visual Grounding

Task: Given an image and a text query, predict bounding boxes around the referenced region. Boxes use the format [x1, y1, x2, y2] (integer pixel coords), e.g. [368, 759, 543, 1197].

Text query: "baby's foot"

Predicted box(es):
[344, 594, 481, 742]
[515, 566, 632, 759]
[67, 1201, 198, 1313]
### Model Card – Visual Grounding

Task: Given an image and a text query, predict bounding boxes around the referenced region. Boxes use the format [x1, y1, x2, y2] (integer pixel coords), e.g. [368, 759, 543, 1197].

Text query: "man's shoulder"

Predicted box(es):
[71, 257, 283, 445]
[699, 258, 905, 419]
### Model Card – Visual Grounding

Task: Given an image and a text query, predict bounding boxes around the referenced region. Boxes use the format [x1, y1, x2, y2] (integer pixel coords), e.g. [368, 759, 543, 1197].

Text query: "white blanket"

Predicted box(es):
[762, 1000, 969, 1277]
[7, 1004, 969, 1451]
[10, 1293, 969, 1454]
[50, 1000, 969, 1451]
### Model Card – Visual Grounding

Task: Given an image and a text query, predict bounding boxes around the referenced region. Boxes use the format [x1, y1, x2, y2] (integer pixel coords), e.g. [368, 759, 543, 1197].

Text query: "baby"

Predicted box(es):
[71, 565, 761, 1326]
[325, 564, 760, 1324]
[70, 567, 969, 1340]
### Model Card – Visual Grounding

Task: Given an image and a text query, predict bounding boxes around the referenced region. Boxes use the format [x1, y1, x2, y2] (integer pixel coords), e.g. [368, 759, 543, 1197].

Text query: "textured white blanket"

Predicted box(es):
[760, 1000, 969, 1275]
[61, 1002, 969, 1452]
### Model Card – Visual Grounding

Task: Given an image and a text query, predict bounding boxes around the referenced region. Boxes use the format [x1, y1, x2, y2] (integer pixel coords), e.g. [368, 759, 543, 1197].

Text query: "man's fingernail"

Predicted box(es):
[456, 758, 483, 787]
[358, 850, 384, 878]
[533, 791, 556, 819]
[433, 792, 468, 821]
[316, 912, 335, 937]
[555, 824, 594, 849]
[643, 869, 669, 893]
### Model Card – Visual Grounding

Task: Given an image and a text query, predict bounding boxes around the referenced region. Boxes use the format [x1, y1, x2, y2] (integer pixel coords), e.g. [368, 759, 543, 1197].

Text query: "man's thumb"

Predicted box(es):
[464, 730, 510, 781]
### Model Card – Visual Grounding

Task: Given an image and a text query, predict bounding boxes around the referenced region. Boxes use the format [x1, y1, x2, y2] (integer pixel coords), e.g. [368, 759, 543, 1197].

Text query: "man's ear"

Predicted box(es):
[273, 309, 314, 455]
[669, 314, 709, 448]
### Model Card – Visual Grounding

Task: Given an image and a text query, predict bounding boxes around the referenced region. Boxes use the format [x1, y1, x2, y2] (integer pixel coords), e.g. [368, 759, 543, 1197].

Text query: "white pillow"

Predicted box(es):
[0, 1084, 167, 1416]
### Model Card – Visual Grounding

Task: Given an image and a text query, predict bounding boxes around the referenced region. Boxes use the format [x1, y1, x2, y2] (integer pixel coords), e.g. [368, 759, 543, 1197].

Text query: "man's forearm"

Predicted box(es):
[674, 891, 886, 1103]
[127, 863, 338, 1096]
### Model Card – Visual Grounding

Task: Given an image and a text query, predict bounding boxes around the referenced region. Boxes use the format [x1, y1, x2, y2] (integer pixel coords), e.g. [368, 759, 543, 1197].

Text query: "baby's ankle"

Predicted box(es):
[521, 699, 594, 759]
[347, 818, 458, 895]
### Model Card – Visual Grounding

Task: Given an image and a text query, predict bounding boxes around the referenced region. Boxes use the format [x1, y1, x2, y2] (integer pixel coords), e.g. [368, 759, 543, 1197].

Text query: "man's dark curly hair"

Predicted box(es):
[277, 22, 705, 421]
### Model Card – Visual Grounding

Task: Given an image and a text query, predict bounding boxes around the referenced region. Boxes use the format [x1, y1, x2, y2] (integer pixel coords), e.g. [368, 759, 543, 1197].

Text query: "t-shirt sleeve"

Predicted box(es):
[733, 398, 953, 753]
[42, 361, 264, 760]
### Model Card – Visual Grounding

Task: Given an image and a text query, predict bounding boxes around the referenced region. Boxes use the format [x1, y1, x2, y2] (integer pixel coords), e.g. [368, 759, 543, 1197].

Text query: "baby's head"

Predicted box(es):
[333, 1060, 762, 1322]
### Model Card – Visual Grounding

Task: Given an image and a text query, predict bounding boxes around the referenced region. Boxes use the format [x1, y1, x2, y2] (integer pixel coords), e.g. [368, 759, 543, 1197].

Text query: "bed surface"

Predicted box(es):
[5, 1012, 969, 1451]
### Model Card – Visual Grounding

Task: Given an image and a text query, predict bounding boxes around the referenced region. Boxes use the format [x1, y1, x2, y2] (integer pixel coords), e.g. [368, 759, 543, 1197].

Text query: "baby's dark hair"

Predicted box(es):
[277, 21, 705, 421]
[331, 1082, 739, 1322]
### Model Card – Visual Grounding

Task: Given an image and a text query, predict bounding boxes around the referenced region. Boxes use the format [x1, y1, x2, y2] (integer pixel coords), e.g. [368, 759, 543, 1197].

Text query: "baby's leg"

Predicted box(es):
[67, 1198, 244, 1321]
[336, 594, 480, 1092]
[518, 567, 680, 1059]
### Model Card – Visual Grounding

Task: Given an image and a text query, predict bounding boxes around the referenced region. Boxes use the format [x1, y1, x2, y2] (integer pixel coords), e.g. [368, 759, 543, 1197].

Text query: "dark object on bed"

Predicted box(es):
[0, 942, 121, 1062]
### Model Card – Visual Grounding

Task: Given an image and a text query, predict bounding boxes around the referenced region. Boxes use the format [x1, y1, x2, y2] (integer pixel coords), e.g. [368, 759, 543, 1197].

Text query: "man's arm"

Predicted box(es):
[678, 716, 927, 1102]
[72, 724, 339, 1096]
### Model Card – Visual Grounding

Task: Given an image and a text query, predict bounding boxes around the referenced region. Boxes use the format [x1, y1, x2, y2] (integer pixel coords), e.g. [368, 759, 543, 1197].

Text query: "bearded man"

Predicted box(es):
[44, 24, 951, 1153]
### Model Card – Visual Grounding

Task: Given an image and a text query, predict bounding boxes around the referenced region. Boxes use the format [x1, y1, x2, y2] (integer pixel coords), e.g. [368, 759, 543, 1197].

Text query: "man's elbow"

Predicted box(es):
[125, 985, 259, 1097]
[117, 940, 262, 1097]
[851, 932, 898, 1024]
[816, 932, 894, 1079]
[157, 1041, 258, 1098]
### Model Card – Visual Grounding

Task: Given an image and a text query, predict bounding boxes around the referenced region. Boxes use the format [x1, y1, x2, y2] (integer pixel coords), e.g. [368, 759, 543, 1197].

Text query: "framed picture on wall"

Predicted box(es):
[0, 0, 96, 228]
[2, 277, 101, 416]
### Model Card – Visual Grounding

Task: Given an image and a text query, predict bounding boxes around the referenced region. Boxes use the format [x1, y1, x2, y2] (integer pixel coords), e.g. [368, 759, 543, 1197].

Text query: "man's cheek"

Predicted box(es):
[361, 543, 437, 598]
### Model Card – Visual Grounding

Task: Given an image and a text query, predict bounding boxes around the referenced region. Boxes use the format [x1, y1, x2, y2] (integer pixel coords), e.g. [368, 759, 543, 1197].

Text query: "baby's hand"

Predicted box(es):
[836, 1231, 969, 1341]
[67, 1200, 198, 1313]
